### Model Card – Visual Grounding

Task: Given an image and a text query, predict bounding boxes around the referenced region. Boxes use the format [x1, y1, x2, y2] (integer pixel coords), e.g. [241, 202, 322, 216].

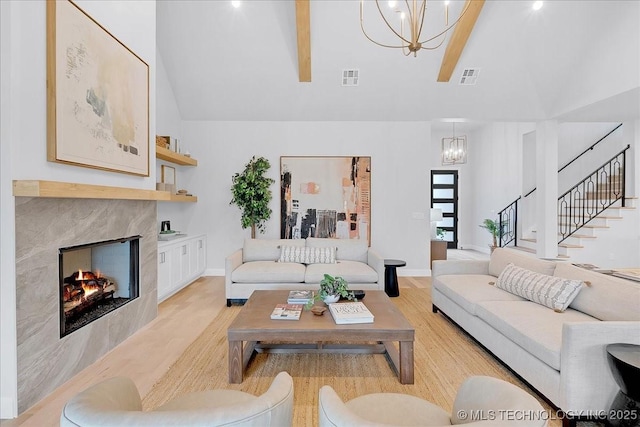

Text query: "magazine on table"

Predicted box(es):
[328, 301, 374, 324]
[270, 304, 303, 320]
[287, 290, 313, 304]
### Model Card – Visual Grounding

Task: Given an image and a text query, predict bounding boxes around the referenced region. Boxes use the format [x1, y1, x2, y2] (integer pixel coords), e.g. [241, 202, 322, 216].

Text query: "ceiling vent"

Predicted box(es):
[459, 68, 480, 85]
[342, 69, 359, 86]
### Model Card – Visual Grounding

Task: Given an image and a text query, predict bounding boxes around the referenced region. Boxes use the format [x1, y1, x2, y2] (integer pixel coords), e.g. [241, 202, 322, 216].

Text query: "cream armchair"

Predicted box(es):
[60, 371, 294, 427]
[318, 376, 546, 427]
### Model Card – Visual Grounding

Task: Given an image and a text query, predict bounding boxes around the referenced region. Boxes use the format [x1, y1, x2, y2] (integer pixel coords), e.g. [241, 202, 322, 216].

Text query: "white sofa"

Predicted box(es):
[432, 248, 640, 421]
[225, 238, 384, 306]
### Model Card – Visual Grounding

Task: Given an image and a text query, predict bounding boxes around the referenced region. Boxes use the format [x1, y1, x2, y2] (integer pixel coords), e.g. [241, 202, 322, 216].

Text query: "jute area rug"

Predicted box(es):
[142, 288, 560, 426]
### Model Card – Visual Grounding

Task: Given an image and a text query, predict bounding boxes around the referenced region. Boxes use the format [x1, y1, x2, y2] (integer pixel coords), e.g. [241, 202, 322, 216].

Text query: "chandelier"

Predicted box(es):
[442, 123, 467, 165]
[360, 0, 470, 57]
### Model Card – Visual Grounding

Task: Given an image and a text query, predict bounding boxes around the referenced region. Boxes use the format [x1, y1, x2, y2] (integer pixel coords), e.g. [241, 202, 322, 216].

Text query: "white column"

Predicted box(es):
[0, 0, 18, 418]
[622, 120, 640, 198]
[535, 121, 558, 259]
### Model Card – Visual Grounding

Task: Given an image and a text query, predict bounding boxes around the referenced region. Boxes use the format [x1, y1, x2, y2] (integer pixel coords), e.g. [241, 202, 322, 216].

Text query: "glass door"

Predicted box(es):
[431, 170, 458, 249]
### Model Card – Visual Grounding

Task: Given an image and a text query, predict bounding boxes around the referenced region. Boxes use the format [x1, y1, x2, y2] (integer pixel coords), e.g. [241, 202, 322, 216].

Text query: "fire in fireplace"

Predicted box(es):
[59, 236, 140, 337]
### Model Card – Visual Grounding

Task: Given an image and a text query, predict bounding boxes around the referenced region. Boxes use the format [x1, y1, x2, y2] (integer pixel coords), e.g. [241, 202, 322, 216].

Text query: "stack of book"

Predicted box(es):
[287, 290, 313, 304]
[270, 304, 303, 320]
[328, 301, 374, 324]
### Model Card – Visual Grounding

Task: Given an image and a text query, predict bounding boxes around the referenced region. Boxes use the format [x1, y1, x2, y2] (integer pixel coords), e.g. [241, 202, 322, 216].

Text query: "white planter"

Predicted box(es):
[323, 295, 340, 304]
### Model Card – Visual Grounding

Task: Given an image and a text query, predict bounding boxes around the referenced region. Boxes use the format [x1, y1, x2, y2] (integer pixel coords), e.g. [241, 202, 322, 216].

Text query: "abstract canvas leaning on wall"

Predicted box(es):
[280, 156, 371, 245]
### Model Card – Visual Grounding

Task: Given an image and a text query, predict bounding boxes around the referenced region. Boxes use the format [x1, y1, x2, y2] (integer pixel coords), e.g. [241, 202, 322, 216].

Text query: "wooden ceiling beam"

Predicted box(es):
[295, 0, 311, 82]
[437, 0, 485, 82]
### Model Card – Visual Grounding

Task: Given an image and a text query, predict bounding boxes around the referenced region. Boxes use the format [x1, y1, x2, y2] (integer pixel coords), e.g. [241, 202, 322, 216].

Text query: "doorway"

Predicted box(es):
[431, 170, 458, 249]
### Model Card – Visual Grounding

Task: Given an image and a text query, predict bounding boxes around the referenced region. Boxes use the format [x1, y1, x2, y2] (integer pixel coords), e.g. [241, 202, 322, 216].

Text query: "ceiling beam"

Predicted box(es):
[437, 0, 485, 83]
[295, 0, 311, 82]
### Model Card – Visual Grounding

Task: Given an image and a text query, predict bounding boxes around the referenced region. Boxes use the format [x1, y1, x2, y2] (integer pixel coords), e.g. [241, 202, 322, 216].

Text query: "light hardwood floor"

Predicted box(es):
[3, 276, 226, 427]
[5, 276, 433, 426]
[3, 273, 549, 426]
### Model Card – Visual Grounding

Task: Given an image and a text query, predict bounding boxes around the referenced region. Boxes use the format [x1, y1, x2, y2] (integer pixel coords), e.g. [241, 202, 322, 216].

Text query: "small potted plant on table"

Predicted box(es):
[307, 274, 354, 308]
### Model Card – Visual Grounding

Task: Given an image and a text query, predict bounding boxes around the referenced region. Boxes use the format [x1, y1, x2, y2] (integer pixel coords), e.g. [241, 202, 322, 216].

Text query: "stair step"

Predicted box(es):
[518, 237, 584, 249]
[559, 243, 584, 249]
[511, 245, 569, 258]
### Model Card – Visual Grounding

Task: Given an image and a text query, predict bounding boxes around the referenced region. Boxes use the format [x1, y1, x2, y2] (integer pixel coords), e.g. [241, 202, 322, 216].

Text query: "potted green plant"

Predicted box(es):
[307, 274, 355, 307]
[230, 156, 275, 238]
[479, 218, 502, 252]
[436, 227, 446, 240]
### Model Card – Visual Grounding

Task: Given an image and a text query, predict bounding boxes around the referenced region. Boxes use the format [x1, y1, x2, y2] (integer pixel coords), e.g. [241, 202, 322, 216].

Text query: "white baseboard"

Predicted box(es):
[462, 244, 491, 254]
[204, 268, 224, 277]
[0, 397, 17, 419]
[398, 268, 430, 277]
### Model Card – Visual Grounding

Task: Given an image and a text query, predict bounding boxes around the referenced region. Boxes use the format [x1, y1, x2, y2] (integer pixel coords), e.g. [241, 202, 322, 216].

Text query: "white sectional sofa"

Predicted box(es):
[432, 248, 640, 421]
[225, 238, 384, 306]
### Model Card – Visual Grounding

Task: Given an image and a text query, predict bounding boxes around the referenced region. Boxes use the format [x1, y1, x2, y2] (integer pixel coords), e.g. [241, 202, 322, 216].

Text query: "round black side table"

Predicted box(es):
[606, 343, 640, 427]
[384, 259, 406, 297]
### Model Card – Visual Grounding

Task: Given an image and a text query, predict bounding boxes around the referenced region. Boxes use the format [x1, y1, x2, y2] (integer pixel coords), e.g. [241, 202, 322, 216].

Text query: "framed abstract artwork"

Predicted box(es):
[47, 0, 150, 176]
[280, 156, 371, 245]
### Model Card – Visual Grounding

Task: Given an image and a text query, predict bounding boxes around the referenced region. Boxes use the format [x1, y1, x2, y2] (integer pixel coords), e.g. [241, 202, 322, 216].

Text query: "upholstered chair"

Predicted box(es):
[318, 375, 546, 427]
[60, 371, 294, 427]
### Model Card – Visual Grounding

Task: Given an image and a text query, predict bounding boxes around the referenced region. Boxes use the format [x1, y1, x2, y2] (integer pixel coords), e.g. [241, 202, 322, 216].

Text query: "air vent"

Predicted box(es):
[459, 68, 480, 85]
[342, 69, 359, 86]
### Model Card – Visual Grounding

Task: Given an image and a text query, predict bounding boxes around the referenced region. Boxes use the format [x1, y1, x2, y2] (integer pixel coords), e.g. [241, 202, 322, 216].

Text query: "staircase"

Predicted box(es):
[518, 196, 637, 259]
[496, 124, 636, 265]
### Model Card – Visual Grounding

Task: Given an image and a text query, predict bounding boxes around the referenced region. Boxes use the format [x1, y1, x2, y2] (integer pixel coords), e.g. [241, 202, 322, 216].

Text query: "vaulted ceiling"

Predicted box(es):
[157, 1, 640, 125]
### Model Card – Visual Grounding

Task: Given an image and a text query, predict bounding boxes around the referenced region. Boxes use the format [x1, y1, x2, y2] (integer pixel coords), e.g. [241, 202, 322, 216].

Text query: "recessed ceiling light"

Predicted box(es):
[387, 1, 397, 8]
[532, 1, 543, 11]
[231, 1, 241, 8]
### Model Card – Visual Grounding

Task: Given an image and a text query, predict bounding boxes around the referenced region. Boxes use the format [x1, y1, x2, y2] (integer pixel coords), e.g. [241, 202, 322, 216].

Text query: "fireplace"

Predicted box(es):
[59, 236, 140, 337]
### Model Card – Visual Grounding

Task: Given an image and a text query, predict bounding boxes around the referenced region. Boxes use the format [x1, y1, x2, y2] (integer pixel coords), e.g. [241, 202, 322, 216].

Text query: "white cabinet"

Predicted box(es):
[157, 234, 206, 302]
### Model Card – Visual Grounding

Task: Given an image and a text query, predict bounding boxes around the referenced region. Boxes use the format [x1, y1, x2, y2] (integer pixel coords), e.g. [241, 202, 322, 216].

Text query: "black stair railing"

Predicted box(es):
[523, 123, 623, 198]
[497, 197, 520, 247]
[496, 123, 624, 248]
[557, 145, 630, 243]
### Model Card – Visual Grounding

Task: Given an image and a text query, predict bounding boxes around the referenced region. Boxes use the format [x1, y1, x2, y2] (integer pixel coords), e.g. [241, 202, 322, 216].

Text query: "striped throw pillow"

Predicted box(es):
[278, 246, 337, 264]
[303, 246, 336, 264]
[278, 246, 307, 264]
[495, 263, 584, 312]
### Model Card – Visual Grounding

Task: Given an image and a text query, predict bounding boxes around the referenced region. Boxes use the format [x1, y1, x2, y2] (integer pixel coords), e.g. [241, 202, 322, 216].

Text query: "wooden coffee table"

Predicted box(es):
[227, 290, 415, 384]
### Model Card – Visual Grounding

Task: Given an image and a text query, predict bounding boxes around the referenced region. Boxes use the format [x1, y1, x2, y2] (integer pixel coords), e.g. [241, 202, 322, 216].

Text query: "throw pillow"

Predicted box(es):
[495, 263, 584, 312]
[278, 246, 337, 264]
[304, 246, 337, 264]
[278, 246, 307, 264]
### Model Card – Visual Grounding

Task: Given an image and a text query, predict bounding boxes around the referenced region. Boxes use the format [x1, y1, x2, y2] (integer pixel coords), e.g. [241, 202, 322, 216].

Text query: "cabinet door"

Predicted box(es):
[196, 238, 206, 273]
[157, 249, 172, 301]
[179, 243, 191, 282]
[189, 238, 206, 277]
[170, 245, 183, 287]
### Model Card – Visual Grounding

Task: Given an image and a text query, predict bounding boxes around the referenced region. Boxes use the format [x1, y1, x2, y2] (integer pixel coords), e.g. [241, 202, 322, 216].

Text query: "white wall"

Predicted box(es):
[0, 0, 17, 418]
[178, 121, 432, 277]
[550, 6, 640, 119]
[156, 50, 191, 234]
[464, 123, 536, 252]
[0, 0, 156, 418]
[557, 122, 625, 194]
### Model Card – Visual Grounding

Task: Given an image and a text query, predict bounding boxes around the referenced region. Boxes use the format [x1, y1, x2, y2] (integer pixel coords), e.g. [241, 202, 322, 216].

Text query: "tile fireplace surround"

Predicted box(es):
[14, 196, 157, 413]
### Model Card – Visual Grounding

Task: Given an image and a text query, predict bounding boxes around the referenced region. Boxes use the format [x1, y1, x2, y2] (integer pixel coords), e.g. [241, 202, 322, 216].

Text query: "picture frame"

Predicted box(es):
[161, 165, 176, 186]
[47, 0, 150, 176]
[280, 156, 371, 245]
